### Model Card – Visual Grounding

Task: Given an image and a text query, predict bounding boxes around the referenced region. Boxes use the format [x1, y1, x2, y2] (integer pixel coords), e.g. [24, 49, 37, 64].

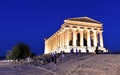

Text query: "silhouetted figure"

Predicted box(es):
[51, 53, 55, 62]
[86, 46, 89, 53]
[60, 51, 63, 54]
[79, 50, 81, 54]
[86, 50, 89, 53]
[54, 51, 57, 66]
[70, 48, 74, 54]
[60, 51, 65, 62]
[63, 51, 65, 54]
[76, 49, 78, 55]
[95, 45, 99, 54]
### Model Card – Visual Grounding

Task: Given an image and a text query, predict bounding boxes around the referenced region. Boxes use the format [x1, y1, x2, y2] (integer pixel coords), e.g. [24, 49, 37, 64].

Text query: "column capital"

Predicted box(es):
[86, 29, 91, 32]
[56, 33, 59, 35]
[59, 31, 63, 34]
[64, 27, 69, 30]
[61, 28, 65, 32]
[93, 30, 97, 32]
[79, 29, 84, 31]
[99, 31, 103, 33]
[72, 28, 77, 31]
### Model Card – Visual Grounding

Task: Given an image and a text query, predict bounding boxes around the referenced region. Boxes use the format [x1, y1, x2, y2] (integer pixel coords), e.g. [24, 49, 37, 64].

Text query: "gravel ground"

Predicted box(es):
[0, 54, 120, 75]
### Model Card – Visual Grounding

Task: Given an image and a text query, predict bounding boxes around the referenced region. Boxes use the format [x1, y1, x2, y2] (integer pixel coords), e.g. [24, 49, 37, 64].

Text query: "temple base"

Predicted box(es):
[50, 46, 107, 53]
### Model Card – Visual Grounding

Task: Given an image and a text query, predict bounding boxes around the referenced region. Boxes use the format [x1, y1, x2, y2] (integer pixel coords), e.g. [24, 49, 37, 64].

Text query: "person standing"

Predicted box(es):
[51, 52, 55, 62]
[54, 51, 57, 66]
[76, 49, 78, 55]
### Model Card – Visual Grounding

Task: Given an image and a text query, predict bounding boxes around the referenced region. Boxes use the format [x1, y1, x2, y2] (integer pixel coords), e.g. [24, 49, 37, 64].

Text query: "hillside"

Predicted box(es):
[38, 54, 120, 75]
[0, 54, 120, 75]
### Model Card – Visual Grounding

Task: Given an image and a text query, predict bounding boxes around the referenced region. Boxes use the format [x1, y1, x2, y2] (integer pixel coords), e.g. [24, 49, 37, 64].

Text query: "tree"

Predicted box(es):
[31, 53, 36, 58]
[6, 42, 32, 60]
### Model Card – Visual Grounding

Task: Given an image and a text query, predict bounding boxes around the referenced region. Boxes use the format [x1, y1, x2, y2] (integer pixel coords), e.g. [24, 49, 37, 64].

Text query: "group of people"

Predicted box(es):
[51, 51, 58, 66]
[47, 45, 102, 66]
[50, 51, 65, 66]
[70, 48, 81, 55]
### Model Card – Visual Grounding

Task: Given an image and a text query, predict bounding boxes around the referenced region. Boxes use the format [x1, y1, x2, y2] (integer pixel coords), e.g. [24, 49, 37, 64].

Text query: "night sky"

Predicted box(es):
[0, 0, 120, 56]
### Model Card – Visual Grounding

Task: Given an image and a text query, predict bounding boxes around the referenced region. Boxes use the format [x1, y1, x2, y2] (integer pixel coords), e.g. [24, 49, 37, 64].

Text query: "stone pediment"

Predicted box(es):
[66, 17, 102, 24]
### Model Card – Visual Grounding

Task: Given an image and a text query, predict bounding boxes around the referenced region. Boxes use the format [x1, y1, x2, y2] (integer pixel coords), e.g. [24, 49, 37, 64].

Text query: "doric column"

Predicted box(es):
[54, 37, 55, 50]
[96, 32, 98, 45]
[44, 40, 47, 54]
[50, 39, 53, 51]
[80, 29, 84, 46]
[73, 29, 77, 46]
[57, 35, 59, 48]
[56, 36, 57, 48]
[99, 31, 104, 47]
[59, 33, 62, 48]
[64, 30, 66, 46]
[49, 40, 51, 51]
[87, 30, 91, 47]
[50, 40, 52, 51]
[55, 35, 57, 49]
[50, 38, 53, 50]
[60, 32, 63, 47]
[61, 31, 63, 47]
[62, 30, 65, 47]
[53, 37, 55, 50]
[51, 39, 53, 50]
[65, 28, 69, 47]
[93, 30, 97, 47]
[63, 30, 65, 47]
[46, 42, 48, 53]
[56, 35, 57, 48]
[50, 41, 51, 51]
[59, 34, 60, 47]
[58, 34, 60, 48]
[49, 42, 51, 51]
[47, 42, 50, 51]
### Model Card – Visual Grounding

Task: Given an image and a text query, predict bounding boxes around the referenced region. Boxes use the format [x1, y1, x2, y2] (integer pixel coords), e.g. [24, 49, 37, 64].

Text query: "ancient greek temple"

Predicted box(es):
[44, 17, 107, 54]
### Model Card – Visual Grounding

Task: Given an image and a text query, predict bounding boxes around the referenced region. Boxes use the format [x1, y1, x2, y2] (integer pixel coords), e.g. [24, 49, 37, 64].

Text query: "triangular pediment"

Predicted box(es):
[66, 17, 102, 24]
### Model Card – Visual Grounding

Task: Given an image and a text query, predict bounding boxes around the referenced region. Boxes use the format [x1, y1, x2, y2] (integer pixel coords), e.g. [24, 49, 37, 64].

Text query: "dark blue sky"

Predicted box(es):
[0, 0, 120, 56]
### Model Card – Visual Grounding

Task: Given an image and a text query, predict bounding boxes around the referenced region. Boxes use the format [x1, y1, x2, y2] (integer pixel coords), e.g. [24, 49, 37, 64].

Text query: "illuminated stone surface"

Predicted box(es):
[44, 17, 107, 54]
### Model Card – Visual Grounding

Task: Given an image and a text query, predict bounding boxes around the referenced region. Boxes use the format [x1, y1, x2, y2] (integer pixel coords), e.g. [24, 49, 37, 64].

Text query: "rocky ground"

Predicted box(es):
[0, 54, 120, 75]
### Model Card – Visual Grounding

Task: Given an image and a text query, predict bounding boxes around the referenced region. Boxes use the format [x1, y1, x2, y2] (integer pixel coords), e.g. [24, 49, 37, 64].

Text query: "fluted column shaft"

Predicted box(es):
[73, 29, 77, 46]
[61, 32, 63, 47]
[87, 30, 91, 47]
[53, 38, 55, 50]
[51, 39, 53, 50]
[50, 40, 52, 51]
[58, 34, 60, 48]
[80, 29, 84, 47]
[44, 41, 47, 54]
[54, 37, 55, 50]
[65, 28, 69, 47]
[62, 31, 65, 47]
[54, 38, 55, 50]
[99, 31, 104, 47]
[60, 33, 62, 48]
[57, 36, 58, 48]
[93, 30, 97, 47]
[55, 36, 57, 49]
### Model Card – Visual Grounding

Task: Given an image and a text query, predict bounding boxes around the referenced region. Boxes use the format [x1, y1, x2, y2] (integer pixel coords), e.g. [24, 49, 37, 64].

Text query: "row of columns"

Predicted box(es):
[45, 28, 104, 53]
